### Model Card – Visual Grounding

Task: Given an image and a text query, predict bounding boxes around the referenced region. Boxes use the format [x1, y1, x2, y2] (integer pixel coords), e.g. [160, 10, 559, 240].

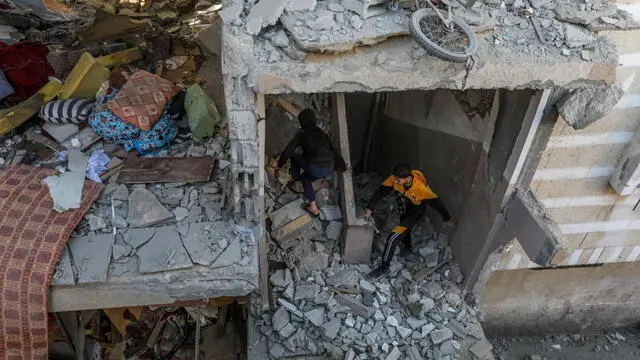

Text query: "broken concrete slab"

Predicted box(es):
[555, 3, 617, 25]
[219, 0, 244, 24]
[564, 24, 595, 48]
[430, 328, 453, 345]
[557, 86, 624, 130]
[245, 0, 292, 35]
[123, 228, 156, 249]
[42, 123, 80, 143]
[112, 184, 129, 201]
[68, 234, 113, 284]
[304, 308, 325, 326]
[321, 317, 341, 339]
[469, 340, 493, 359]
[272, 306, 290, 332]
[319, 205, 342, 221]
[43, 150, 88, 213]
[270, 269, 293, 287]
[277, 298, 304, 317]
[280, 8, 410, 53]
[335, 294, 373, 318]
[52, 245, 75, 286]
[181, 222, 231, 266]
[294, 282, 320, 300]
[385, 346, 401, 360]
[127, 188, 173, 227]
[269, 198, 306, 228]
[285, 0, 316, 12]
[325, 221, 342, 241]
[136, 226, 193, 273]
[326, 268, 356, 287]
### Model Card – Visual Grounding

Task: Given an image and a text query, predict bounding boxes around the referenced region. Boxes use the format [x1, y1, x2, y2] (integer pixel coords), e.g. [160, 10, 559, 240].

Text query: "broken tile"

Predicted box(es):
[123, 228, 156, 249]
[68, 234, 113, 284]
[211, 239, 242, 267]
[127, 188, 173, 227]
[136, 226, 193, 273]
[180, 222, 230, 266]
[43, 149, 88, 212]
[43, 123, 80, 143]
[112, 184, 129, 201]
[52, 246, 75, 286]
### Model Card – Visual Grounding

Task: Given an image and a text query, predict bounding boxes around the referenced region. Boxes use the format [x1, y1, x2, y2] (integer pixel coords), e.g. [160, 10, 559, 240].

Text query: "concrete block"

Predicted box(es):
[610, 128, 640, 196]
[321, 318, 341, 339]
[558, 86, 624, 130]
[304, 308, 325, 326]
[342, 224, 374, 264]
[319, 205, 342, 221]
[270, 198, 306, 229]
[272, 306, 290, 332]
[385, 346, 401, 360]
[285, 0, 316, 12]
[270, 269, 293, 287]
[294, 282, 319, 300]
[219, 0, 244, 24]
[469, 340, 493, 359]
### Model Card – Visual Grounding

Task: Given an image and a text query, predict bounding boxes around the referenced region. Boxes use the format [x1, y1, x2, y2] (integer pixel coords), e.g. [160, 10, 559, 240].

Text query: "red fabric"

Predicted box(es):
[0, 41, 54, 103]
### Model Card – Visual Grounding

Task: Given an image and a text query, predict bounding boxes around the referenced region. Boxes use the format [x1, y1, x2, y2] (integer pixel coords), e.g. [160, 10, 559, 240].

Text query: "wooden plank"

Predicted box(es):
[275, 97, 302, 117]
[118, 156, 215, 183]
[103, 307, 144, 335]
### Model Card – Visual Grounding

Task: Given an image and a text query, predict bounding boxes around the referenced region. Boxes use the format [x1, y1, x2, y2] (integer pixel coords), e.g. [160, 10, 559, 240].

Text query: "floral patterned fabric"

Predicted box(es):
[89, 90, 177, 154]
[106, 70, 180, 131]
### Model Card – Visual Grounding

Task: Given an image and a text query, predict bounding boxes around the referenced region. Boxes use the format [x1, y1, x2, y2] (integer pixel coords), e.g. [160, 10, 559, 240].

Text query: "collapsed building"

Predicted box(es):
[1, 0, 640, 359]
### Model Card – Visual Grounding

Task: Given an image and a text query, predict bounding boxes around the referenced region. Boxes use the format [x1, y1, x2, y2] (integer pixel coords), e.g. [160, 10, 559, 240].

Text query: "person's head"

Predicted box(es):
[392, 163, 413, 186]
[298, 108, 317, 129]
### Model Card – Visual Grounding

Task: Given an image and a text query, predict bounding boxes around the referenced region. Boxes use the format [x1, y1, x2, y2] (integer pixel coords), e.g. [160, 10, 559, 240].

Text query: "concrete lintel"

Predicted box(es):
[330, 93, 374, 264]
[506, 189, 568, 267]
[609, 126, 640, 196]
[249, 37, 616, 94]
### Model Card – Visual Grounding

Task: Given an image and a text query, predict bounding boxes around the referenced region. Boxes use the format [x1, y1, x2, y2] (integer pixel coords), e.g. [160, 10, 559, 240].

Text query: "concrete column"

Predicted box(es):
[609, 126, 640, 196]
[330, 93, 375, 264]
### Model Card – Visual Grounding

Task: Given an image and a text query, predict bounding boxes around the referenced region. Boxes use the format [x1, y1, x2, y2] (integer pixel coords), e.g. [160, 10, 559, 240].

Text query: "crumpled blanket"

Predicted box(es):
[0, 41, 54, 103]
[89, 90, 178, 154]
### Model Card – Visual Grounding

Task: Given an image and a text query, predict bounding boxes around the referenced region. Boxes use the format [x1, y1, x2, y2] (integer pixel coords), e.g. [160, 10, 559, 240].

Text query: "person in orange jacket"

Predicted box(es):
[363, 163, 455, 280]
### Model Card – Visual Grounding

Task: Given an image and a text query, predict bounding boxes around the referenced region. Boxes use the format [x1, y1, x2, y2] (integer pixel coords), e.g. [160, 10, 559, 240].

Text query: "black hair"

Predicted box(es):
[298, 108, 317, 129]
[392, 163, 412, 178]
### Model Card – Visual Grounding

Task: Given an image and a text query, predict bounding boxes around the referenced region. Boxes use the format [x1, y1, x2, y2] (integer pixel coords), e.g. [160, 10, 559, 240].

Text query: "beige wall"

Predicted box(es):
[497, 5, 640, 270]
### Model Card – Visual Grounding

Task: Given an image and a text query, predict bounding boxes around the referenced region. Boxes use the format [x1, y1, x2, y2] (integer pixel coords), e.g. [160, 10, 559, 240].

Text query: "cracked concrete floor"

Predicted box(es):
[492, 327, 640, 360]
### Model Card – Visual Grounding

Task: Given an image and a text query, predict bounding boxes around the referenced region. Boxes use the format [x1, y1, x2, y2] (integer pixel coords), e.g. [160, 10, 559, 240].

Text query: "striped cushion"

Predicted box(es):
[39, 99, 95, 124]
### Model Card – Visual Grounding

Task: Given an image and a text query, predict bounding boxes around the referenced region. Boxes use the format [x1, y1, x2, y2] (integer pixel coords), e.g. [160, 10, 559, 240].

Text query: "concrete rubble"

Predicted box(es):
[252, 171, 494, 359]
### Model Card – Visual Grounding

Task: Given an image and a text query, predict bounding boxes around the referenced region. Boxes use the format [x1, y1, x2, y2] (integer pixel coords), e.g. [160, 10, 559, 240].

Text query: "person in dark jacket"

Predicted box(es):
[362, 163, 455, 280]
[278, 109, 347, 216]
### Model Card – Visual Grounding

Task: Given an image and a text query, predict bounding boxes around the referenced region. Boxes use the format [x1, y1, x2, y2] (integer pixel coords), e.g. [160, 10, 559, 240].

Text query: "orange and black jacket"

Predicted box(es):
[367, 170, 451, 221]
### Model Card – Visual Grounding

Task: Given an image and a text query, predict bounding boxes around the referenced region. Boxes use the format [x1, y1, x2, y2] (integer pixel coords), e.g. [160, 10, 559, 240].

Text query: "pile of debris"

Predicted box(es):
[253, 169, 494, 359]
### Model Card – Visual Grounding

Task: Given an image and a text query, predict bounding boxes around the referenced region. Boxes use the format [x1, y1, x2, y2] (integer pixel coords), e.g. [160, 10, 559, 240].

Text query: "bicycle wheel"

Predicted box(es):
[409, 8, 478, 62]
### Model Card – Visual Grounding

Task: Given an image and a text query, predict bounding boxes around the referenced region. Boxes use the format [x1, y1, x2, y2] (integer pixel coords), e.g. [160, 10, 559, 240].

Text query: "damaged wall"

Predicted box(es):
[496, 23, 640, 270]
[373, 90, 487, 219]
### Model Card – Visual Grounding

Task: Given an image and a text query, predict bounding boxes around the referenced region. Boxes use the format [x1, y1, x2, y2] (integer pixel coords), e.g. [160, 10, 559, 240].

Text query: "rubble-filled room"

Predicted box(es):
[0, 0, 255, 359]
[257, 89, 506, 359]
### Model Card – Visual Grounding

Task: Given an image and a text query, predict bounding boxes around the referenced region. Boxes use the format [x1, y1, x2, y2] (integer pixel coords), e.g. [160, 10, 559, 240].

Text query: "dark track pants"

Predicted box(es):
[379, 204, 426, 269]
